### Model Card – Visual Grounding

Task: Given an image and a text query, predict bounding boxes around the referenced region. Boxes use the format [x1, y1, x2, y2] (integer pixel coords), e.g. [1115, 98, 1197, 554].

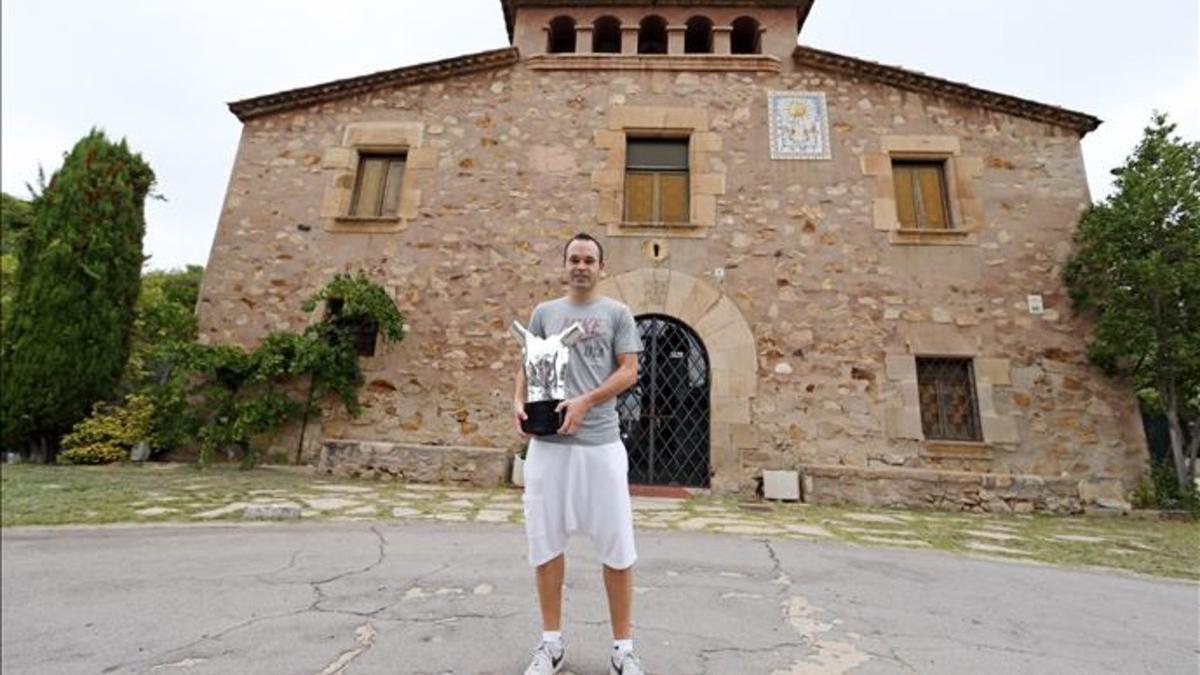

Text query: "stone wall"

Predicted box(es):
[798, 464, 1084, 514]
[197, 53, 1148, 500]
[318, 440, 509, 487]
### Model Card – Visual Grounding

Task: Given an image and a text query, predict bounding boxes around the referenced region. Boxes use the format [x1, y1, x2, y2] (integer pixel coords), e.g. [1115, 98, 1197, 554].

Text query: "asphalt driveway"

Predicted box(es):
[2, 521, 1196, 674]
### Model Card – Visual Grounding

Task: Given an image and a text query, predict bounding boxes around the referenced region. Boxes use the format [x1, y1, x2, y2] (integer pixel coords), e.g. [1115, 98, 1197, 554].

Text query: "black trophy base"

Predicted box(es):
[522, 400, 564, 436]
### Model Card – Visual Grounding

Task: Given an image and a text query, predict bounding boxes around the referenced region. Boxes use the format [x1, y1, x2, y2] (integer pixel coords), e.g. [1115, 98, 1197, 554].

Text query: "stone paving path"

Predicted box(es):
[7, 464, 1197, 580]
[147, 480, 1185, 572]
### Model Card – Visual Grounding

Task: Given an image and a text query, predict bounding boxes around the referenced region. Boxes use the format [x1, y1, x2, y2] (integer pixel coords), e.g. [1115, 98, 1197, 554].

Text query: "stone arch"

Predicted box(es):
[684, 15, 714, 54]
[730, 16, 762, 54]
[592, 15, 622, 53]
[598, 268, 757, 493]
[546, 15, 576, 53]
[637, 15, 668, 54]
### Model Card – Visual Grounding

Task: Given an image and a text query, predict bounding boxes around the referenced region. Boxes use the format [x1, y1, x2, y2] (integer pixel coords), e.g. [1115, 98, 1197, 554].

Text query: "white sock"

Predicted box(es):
[542, 630, 563, 647]
[612, 639, 633, 658]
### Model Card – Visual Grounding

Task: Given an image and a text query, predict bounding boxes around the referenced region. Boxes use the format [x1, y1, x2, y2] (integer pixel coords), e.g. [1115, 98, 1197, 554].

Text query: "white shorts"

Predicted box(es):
[522, 437, 637, 570]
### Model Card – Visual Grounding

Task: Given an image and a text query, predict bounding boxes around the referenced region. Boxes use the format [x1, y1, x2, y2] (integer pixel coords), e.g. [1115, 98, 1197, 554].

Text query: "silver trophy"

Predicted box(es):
[511, 320, 584, 435]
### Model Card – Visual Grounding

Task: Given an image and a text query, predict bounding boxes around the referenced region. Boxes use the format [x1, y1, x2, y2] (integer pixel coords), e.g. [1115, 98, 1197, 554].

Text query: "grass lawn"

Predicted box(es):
[0, 463, 389, 526]
[3, 463, 1197, 581]
[695, 494, 1200, 581]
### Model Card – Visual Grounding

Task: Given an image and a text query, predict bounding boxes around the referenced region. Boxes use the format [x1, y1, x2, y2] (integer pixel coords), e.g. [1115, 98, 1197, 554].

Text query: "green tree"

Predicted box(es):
[1065, 113, 1200, 493]
[0, 130, 155, 461]
[122, 265, 204, 456]
[134, 266, 203, 342]
[0, 192, 35, 336]
[0, 191, 34, 255]
[124, 265, 202, 387]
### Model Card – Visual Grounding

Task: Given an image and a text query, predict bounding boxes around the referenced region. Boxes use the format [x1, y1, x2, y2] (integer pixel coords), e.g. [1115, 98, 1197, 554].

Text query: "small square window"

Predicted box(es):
[625, 138, 689, 224]
[349, 153, 406, 218]
[892, 160, 951, 229]
[326, 298, 378, 357]
[916, 357, 982, 441]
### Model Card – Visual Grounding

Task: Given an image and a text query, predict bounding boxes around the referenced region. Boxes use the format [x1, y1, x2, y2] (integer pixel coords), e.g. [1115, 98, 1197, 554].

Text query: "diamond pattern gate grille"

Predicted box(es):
[916, 357, 982, 442]
[616, 315, 710, 487]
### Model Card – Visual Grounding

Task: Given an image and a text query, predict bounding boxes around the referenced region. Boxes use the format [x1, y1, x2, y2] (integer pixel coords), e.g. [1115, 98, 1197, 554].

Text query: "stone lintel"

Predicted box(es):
[882, 134, 962, 155]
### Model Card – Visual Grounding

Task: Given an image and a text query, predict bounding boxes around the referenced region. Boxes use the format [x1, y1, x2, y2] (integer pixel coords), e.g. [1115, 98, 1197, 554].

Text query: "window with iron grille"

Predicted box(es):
[349, 153, 406, 218]
[325, 298, 378, 357]
[624, 138, 689, 224]
[916, 357, 982, 441]
[892, 160, 952, 229]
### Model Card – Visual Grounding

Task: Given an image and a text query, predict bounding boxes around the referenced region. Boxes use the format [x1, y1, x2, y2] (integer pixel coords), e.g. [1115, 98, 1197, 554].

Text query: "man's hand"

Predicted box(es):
[513, 400, 531, 439]
[555, 396, 593, 435]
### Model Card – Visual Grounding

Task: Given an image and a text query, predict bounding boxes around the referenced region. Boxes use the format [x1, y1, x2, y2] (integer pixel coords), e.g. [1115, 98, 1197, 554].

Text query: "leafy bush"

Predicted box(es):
[181, 272, 406, 467]
[53, 272, 407, 468]
[56, 443, 128, 465]
[58, 394, 155, 465]
[188, 340, 302, 468]
[1132, 459, 1200, 516]
[301, 271, 406, 342]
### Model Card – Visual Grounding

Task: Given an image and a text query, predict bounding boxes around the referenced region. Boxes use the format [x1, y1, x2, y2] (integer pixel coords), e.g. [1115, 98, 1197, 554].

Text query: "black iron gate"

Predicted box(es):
[616, 314, 710, 487]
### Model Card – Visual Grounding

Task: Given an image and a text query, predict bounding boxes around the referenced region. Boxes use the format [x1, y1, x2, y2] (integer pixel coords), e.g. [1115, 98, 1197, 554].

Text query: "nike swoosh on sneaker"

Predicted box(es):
[611, 658, 623, 674]
[553, 651, 564, 668]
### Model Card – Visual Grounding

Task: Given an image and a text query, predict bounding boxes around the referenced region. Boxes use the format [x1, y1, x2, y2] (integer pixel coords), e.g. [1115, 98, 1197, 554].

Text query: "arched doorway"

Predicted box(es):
[616, 314, 710, 487]
[598, 269, 757, 494]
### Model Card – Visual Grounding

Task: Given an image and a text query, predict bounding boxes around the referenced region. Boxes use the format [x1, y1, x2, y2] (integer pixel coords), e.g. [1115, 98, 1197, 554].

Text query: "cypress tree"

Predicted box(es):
[0, 130, 155, 461]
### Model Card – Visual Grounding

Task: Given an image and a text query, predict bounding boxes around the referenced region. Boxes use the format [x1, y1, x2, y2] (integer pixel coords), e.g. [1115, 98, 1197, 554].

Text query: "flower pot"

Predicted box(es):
[512, 455, 525, 487]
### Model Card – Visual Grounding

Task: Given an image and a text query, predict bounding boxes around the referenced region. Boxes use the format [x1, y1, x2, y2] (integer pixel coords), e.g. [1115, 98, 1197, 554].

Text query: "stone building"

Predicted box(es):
[197, 0, 1147, 511]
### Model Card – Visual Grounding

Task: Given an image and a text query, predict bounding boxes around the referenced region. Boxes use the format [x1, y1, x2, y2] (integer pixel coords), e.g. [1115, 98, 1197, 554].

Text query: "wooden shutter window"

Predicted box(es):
[916, 164, 948, 228]
[893, 164, 918, 228]
[658, 172, 689, 223]
[625, 138, 689, 224]
[350, 154, 406, 218]
[892, 160, 951, 229]
[624, 172, 655, 223]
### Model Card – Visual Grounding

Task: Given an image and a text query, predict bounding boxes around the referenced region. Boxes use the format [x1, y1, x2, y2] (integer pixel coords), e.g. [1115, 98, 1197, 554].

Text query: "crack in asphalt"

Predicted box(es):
[105, 527, 395, 674]
[376, 611, 522, 624]
[310, 526, 388, 587]
[249, 548, 302, 583]
[317, 619, 377, 675]
[700, 641, 810, 656]
[101, 608, 310, 673]
[307, 530, 387, 615]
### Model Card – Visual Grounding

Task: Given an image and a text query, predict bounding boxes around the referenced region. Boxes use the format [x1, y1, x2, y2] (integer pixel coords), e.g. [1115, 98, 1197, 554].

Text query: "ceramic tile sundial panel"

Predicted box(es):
[768, 91, 832, 160]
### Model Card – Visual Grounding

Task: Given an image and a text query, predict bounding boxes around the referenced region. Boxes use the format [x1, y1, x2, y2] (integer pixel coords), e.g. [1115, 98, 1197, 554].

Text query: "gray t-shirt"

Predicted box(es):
[527, 295, 643, 446]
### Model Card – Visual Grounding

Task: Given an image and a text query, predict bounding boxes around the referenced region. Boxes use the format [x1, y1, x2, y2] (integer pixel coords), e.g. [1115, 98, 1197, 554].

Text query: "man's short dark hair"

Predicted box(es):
[563, 232, 604, 265]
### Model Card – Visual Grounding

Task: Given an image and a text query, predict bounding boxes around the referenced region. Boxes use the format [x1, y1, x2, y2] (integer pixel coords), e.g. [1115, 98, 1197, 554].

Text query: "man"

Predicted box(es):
[514, 232, 646, 675]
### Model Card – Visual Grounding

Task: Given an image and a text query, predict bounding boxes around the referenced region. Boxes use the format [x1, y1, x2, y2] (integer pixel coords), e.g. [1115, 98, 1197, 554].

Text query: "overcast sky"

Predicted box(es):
[3, 0, 1197, 271]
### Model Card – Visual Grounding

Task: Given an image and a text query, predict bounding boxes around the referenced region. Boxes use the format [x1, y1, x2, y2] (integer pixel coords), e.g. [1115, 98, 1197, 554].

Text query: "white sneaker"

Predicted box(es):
[610, 650, 645, 675]
[523, 639, 565, 675]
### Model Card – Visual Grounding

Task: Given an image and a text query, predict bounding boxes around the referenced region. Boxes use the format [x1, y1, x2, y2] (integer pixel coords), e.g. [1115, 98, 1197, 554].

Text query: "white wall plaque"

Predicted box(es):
[768, 91, 832, 160]
[1027, 294, 1044, 315]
